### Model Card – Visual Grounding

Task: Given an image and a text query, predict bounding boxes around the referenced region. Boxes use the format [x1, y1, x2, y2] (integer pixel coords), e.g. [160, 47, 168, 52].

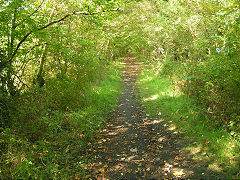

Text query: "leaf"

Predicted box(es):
[98, 168, 104, 173]
[205, 140, 210, 145]
[173, 170, 185, 177]
[130, 148, 137, 152]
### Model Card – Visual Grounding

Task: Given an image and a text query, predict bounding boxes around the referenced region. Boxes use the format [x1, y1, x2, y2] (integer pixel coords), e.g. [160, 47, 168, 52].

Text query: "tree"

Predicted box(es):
[0, 0, 122, 95]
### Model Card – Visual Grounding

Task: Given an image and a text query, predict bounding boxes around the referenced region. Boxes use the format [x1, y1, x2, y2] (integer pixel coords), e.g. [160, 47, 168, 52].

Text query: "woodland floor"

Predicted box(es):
[86, 56, 226, 179]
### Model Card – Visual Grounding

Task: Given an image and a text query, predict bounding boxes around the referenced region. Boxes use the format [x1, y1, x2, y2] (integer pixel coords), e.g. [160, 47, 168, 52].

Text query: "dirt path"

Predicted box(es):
[86, 56, 224, 179]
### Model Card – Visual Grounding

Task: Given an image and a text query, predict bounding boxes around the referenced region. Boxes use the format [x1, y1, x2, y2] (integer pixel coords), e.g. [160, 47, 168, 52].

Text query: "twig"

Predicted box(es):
[9, 8, 121, 64]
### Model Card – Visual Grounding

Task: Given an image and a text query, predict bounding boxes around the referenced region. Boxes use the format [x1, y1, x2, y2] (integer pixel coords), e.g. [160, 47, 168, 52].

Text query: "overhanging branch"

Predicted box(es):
[9, 8, 121, 64]
[39, 8, 121, 31]
[29, 0, 45, 17]
[15, 0, 45, 29]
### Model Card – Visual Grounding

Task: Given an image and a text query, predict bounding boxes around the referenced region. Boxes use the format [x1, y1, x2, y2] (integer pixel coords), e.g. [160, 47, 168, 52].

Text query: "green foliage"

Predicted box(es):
[0, 0, 125, 178]
[0, 61, 122, 179]
[113, 0, 240, 178]
[0, 0, 124, 96]
[1, 0, 239, 178]
[137, 64, 240, 178]
[0, 0, 127, 124]
[125, 0, 240, 134]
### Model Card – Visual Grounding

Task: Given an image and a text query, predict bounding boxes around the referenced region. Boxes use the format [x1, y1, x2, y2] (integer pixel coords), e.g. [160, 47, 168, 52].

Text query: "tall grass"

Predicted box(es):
[137, 60, 240, 178]
[0, 61, 122, 179]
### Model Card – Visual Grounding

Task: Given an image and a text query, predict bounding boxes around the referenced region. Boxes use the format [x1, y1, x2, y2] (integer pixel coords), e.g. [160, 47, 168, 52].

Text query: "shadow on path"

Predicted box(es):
[86, 55, 225, 179]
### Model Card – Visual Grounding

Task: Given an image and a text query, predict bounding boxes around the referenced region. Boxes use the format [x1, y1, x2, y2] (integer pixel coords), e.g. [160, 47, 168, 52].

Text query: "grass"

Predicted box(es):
[0, 61, 122, 179]
[137, 61, 240, 179]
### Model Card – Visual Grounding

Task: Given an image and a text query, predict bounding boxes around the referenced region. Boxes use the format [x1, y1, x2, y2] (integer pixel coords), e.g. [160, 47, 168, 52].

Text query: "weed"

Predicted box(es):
[137, 62, 240, 178]
[0, 61, 122, 179]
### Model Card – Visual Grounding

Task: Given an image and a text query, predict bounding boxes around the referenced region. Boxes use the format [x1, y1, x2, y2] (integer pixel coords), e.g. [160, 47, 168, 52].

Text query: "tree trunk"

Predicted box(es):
[35, 9, 55, 87]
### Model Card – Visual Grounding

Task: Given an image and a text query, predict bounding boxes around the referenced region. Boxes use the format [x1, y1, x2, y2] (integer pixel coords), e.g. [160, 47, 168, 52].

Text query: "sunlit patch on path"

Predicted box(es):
[86, 55, 223, 179]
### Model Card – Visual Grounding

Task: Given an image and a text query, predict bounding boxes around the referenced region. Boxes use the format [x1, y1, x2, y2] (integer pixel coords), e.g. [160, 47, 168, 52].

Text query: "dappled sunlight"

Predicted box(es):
[183, 145, 202, 156]
[167, 125, 176, 131]
[157, 136, 166, 142]
[161, 91, 180, 97]
[183, 144, 224, 172]
[2, 0, 238, 178]
[208, 162, 223, 172]
[102, 124, 129, 136]
[144, 94, 159, 101]
[139, 75, 154, 83]
[144, 119, 164, 125]
[115, 127, 129, 133]
[88, 108, 224, 179]
[86, 55, 227, 179]
[136, 59, 239, 178]
[143, 90, 181, 103]
[161, 162, 194, 178]
[92, 86, 102, 94]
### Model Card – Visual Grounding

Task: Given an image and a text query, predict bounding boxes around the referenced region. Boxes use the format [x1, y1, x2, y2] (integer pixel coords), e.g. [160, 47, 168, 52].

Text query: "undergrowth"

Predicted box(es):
[0, 61, 122, 179]
[137, 60, 240, 179]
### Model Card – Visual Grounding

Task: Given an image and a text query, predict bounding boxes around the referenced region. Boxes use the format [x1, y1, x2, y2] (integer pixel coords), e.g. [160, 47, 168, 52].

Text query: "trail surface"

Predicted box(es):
[86, 56, 224, 179]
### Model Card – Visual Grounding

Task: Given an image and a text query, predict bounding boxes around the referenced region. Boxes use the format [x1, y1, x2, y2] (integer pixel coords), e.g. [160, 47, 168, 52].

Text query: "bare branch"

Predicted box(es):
[39, 8, 121, 31]
[74, 8, 121, 15]
[29, 0, 45, 17]
[38, 14, 72, 31]
[13, 73, 29, 89]
[15, 0, 45, 29]
[10, 31, 32, 62]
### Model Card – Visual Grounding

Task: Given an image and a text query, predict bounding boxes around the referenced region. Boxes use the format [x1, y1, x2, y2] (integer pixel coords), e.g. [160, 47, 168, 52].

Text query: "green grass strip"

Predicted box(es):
[137, 64, 240, 179]
[0, 62, 122, 179]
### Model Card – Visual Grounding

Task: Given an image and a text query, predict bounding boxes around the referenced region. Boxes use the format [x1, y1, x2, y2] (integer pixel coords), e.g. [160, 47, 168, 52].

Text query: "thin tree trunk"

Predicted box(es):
[7, 9, 18, 96]
[35, 9, 55, 87]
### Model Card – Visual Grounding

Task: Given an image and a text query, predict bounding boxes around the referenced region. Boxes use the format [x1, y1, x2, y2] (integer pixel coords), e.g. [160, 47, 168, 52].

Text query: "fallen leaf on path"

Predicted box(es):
[205, 140, 210, 144]
[115, 165, 122, 170]
[158, 137, 166, 142]
[173, 170, 185, 177]
[98, 168, 105, 173]
[85, 175, 92, 178]
[130, 148, 138, 153]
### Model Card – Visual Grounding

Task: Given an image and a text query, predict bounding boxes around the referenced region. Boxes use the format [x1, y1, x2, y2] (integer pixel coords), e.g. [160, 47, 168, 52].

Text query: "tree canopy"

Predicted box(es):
[0, 0, 239, 178]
